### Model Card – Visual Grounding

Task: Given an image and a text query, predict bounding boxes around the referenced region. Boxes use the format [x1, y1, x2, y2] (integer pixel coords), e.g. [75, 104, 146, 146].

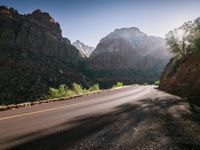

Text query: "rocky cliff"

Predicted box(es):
[89, 27, 171, 87]
[0, 7, 82, 63]
[159, 51, 200, 105]
[72, 40, 94, 57]
[0, 6, 89, 104]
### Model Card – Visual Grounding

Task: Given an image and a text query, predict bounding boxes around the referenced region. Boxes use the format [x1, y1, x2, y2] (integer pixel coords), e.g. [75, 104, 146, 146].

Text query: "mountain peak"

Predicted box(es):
[75, 40, 81, 43]
[73, 40, 94, 57]
[114, 27, 140, 32]
[101, 27, 147, 43]
[91, 26, 170, 63]
[0, 6, 18, 16]
[30, 9, 58, 24]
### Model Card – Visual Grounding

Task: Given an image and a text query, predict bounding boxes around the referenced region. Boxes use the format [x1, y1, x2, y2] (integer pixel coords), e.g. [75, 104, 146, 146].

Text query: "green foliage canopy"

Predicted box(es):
[166, 17, 200, 57]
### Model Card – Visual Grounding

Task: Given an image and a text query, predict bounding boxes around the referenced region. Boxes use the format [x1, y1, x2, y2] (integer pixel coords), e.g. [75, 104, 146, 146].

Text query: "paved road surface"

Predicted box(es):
[0, 85, 186, 150]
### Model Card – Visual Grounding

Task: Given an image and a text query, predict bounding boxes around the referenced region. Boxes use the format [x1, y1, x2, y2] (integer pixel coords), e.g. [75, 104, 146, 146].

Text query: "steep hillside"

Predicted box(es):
[89, 27, 171, 87]
[72, 40, 94, 57]
[159, 51, 200, 105]
[0, 6, 89, 104]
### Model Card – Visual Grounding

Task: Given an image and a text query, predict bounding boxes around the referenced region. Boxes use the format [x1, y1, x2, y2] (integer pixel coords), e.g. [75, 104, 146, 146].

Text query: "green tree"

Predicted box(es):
[189, 17, 200, 50]
[166, 21, 194, 56]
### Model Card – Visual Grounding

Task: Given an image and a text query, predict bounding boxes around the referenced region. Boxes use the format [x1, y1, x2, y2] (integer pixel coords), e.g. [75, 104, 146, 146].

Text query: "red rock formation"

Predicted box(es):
[159, 51, 200, 105]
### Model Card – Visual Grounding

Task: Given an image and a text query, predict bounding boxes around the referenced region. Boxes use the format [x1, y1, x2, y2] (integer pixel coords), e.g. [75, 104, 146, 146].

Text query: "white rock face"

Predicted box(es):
[101, 27, 147, 43]
[92, 27, 170, 58]
[72, 40, 94, 57]
[88, 27, 172, 85]
[90, 27, 172, 71]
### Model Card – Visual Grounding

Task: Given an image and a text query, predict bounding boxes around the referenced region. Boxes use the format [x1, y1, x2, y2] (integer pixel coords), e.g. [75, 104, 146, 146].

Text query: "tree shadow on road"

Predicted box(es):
[7, 96, 200, 150]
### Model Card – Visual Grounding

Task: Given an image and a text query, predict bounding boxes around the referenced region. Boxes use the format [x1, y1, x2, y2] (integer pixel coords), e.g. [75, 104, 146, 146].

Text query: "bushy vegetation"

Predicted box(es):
[112, 82, 124, 88]
[166, 17, 200, 57]
[143, 83, 148, 86]
[89, 83, 100, 91]
[72, 83, 84, 95]
[47, 83, 100, 99]
[154, 80, 160, 86]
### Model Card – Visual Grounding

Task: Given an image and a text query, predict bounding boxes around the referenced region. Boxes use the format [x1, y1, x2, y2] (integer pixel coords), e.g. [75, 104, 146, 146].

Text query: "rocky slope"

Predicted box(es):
[0, 6, 89, 104]
[159, 51, 200, 105]
[72, 40, 94, 57]
[89, 27, 171, 87]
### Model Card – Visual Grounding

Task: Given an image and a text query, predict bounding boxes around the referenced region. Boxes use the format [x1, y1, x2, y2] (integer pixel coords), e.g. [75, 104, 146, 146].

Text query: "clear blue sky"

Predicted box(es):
[0, 0, 200, 47]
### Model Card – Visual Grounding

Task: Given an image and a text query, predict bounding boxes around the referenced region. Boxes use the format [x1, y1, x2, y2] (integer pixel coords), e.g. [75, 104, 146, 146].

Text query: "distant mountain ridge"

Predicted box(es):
[72, 40, 94, 57]
[89, 27, 171, 86]
[92, 27, 169, 58]
[100, 27, 147, 44]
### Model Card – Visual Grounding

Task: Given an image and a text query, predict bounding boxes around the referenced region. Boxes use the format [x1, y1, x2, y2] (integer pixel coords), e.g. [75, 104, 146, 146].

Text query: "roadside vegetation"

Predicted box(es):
[143, 83, 148, 86]
[47, 83, 100, 99]
[45, 81, 129, 100]
[0, 82, 128, 111]
[112, 82, 124, 88]
[154, 80, 160, 86]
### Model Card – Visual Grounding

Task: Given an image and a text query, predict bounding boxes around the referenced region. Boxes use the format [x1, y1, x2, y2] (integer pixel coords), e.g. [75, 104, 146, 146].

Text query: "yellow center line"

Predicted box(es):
[0, 100, 98, 121]
[0, 86, 143, 121]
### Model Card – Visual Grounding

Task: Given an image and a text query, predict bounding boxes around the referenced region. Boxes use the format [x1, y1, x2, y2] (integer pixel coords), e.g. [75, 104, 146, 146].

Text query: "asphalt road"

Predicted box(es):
[0, 85, 163, 150]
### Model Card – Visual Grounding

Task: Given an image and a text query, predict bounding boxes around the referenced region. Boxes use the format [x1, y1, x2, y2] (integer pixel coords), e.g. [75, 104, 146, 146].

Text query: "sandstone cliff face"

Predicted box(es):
[89, 27, 171, 87]
[0, 7, 81, 63]
[0, 6, 88, 104]
[159, 52, 200, 105]
[72, 40, 94, 57]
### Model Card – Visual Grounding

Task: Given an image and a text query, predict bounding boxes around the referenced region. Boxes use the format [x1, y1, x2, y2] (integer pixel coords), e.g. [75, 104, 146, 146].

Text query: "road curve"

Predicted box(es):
[0, 85, 154, 150]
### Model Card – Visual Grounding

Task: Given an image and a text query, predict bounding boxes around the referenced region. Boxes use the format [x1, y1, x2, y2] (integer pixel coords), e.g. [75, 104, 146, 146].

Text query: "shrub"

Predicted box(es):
[65, 89, 74, 97]
[143, 83, 148, 86]
[83, 88, 89, 93]
[72, 82, 84, 95]
[89, 83, 100, 91]
[48, 87, 60, 98]
[154, 80, 160, 86]
[48, 84, 71, 98]
[58, 84, 68, 97]
[113, 82, 124, 88]
[47, 83, 100, 99]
